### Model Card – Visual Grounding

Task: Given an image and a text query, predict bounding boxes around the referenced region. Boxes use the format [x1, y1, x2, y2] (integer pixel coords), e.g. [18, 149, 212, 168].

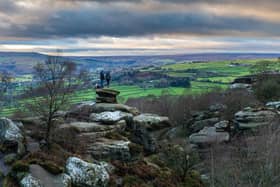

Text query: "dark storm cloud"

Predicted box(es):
[4, 7, 280, 39]
[0, 0, 280, 39]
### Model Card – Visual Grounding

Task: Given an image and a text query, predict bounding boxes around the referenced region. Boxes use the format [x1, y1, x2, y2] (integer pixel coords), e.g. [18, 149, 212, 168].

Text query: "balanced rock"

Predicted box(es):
[131, 113, 172, 153]
[90, 111, 133, 125]
[234, 107, 277, 129]
[0, 117, 24, 155]
[189, 127, 230, 145]
[65, 157, 109, 187]
[96, 88, 120, 104]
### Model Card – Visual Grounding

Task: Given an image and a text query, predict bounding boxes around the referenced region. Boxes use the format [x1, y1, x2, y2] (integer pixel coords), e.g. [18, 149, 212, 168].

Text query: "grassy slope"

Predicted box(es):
[2, 58, 279, 116]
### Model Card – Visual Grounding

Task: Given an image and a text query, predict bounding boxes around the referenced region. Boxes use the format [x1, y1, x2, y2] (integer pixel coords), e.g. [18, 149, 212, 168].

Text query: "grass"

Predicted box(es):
[2, 58, 279, 117]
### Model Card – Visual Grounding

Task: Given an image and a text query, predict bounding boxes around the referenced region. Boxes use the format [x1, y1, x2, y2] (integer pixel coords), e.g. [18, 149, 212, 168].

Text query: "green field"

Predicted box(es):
[1, 58, 280, 117]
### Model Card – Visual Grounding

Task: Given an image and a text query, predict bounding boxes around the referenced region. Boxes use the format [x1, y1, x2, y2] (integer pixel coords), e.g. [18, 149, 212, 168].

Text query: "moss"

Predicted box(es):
[4, 153, 17, 165]
[105, 132, 128, 141]
[147, 154, 165, 168]
[180, 171, 204, 187]
[128, 143, 143, 158]
[123, 175, 149, 187]
[39, 161, 64, 175]
[3, 175, 20, 187]
[11, 160, 29, 173]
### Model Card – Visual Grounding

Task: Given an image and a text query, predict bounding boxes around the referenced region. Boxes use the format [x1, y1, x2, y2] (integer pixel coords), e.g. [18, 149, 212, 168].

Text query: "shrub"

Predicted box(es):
[254, 74, 280, 103]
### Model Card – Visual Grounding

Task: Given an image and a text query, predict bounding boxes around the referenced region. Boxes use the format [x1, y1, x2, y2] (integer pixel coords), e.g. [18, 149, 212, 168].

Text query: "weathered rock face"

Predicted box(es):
[96, 88, 120, 104]
[53, 120, 127, 156]
[190, 118, 220, 133]
[87, 138, 131, 161]
[131, 113, 172, 153]
[0, 117, 24, 155]
[234, 107, 277, 129]
[65, 157, 109, 187]
[189, 127, 230, 145]
[90, 111, 133, 125]
[266, 101, 280, 110]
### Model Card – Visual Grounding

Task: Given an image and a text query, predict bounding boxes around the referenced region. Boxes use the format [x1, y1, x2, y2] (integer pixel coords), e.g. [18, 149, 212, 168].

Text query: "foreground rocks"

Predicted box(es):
[65, 157, 109, 187]
[20, 165, 71, 187]
[0, 118, 24, 155]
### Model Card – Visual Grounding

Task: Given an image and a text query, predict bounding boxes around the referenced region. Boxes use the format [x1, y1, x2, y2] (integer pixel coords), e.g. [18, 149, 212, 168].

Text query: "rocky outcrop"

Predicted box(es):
[87, 138, 131, 161]
[234, 107, 277, 129]
[189, 126, 230, 145]
[0, 118, 25, 155]
[96, 88, 120, 104]
[131, 113, 172, 153]
[65, 157, 109, 187]
[90, 111, 133, 125]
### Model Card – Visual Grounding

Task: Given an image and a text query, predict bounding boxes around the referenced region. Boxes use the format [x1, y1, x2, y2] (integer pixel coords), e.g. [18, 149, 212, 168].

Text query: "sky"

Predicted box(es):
[0, 0, 280, 56]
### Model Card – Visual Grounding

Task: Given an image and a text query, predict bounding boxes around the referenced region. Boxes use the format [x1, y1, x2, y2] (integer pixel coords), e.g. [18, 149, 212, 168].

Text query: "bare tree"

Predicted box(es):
[27, 55, 78, 148]
[0, 71, 14, 109]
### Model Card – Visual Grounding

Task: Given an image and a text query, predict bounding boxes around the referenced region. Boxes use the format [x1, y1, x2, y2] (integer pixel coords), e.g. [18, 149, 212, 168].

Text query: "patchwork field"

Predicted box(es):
[1, 58, 280, 117]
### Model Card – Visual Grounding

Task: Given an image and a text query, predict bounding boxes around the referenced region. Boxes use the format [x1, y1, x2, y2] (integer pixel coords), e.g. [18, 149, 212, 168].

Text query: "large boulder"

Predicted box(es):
[0, 118, 24, 155]
[234, 107, 277, 129]
[65, 157, 109, 187]
[90, 111, 133, 125]
[91, 103, 140, 116]
[87, 138, 131, 161]
[189, 127, 230, 145]
[131, 113, 172, 153]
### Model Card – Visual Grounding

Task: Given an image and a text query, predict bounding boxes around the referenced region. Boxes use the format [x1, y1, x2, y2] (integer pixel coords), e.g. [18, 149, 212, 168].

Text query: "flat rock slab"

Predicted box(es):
[29, 164, 71, 187]
[58, 120, 126, 133]
[90, 111, 133, 124]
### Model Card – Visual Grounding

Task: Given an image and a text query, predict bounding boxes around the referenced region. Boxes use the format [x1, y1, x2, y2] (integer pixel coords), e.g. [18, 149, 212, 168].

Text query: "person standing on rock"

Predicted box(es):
[105, 71, 111, 87]
[100, 70, 105, 88]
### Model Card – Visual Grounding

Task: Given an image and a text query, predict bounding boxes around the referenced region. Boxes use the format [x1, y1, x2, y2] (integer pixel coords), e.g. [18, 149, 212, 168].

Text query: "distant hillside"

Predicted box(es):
[0, 52, 280, 75]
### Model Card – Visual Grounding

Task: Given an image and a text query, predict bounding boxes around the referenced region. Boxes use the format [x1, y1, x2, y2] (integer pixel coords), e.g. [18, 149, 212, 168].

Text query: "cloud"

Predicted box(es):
[2, 4, 279, 39]
[0, 0, 280, 55]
